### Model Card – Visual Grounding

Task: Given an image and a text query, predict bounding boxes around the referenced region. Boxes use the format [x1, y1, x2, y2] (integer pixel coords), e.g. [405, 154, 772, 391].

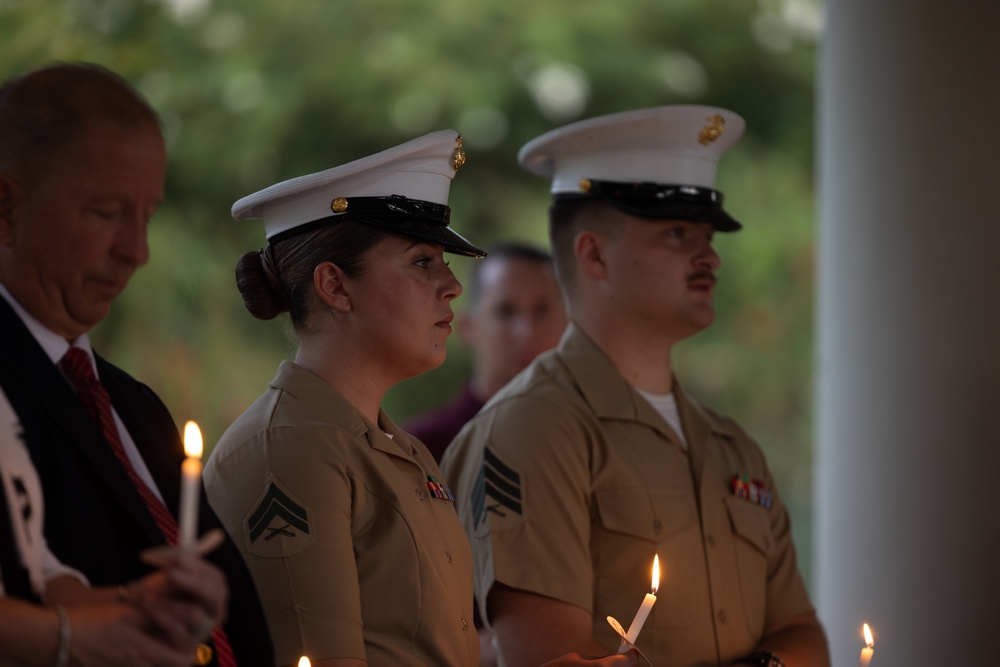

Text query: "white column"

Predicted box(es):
[816, 1, 1000, 665]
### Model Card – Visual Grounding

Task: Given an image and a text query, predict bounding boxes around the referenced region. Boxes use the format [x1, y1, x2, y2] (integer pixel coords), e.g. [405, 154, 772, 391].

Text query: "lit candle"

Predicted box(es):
[178, 421, 203, 550]
[297, 658, 311, 667]
[619, 555, 659, 650]
[859, 622, 874, 667]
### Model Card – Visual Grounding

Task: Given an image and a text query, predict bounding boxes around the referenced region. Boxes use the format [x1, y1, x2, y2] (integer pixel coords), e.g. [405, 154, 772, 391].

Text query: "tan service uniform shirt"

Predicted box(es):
[205, 361, 477, 667]
[442, 325, 814, 667]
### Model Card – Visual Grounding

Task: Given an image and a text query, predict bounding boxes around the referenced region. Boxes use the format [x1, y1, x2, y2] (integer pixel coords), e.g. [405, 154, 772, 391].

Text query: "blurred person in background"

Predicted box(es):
[0, 62, 273, 666]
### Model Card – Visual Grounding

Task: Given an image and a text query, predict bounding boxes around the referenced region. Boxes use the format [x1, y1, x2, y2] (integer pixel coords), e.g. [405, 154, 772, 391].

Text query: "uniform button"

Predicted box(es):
[461, 618, 468, 631]
[706, 534, 716, 547]
[194, 644, 212, 666]
[717, 609, 728, 623]
[415, 488, 426, 500]
[445, 551, 453, 563]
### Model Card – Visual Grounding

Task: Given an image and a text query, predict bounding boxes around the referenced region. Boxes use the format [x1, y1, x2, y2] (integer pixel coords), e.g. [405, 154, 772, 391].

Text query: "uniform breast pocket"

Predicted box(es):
[595, 487, 695, 541]
[594, 487, 698, 628]
[724, 496, 772, 638]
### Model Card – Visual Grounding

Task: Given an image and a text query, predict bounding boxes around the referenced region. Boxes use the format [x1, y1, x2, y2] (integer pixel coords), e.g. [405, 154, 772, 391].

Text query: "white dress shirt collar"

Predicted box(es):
[0, 284, 98, 374]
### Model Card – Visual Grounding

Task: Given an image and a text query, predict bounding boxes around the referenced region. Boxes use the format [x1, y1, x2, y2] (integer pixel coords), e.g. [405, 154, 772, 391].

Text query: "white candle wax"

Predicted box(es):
[179, 457, 201, 548]
[859, 646, 873, 667]
[178, 421, 203, 549]
[616, 554, 659, 652]
[624, 592, 656, 644]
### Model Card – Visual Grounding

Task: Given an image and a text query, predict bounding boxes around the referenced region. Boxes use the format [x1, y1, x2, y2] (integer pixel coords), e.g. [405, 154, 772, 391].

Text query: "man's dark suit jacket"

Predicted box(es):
[0, 298, 274, 666]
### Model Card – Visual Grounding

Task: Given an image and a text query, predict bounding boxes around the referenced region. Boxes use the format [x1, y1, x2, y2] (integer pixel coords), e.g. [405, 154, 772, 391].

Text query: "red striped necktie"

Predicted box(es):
[60, 346, 237, 667]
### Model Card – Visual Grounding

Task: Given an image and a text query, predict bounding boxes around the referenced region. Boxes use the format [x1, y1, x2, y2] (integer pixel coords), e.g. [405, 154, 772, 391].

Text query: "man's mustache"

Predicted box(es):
[687, 270, 716, 285]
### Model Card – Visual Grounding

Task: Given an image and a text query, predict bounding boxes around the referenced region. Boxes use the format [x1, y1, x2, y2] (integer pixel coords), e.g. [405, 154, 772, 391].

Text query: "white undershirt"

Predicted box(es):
[634, 387, 688, 449]
[0, 285, 164, 501]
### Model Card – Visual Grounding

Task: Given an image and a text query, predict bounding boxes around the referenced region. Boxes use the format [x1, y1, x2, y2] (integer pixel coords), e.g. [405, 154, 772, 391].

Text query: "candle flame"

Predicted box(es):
[183, 421, 203, 459]
[297, 658, 311, 667]
[651, 554, 660, 594]
[863, 622, 874, 648]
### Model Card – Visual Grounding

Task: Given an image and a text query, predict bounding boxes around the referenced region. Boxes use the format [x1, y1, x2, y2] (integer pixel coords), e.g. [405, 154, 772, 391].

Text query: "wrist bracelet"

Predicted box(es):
[54, 605, 72, 667]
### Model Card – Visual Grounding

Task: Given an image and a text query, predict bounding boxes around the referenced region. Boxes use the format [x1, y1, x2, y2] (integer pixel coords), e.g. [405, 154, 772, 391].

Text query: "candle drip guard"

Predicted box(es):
[607, 616, 655, 666]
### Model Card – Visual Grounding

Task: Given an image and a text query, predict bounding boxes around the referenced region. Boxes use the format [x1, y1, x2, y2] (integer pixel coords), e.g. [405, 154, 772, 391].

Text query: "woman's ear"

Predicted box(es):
[313, 261, 352, 313]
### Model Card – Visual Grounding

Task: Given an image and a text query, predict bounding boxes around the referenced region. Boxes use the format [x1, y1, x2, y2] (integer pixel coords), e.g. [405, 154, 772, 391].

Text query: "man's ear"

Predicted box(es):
[0, 172, 23, 246]
[313, 261, 352, 313]
[575, 229, 610, 282]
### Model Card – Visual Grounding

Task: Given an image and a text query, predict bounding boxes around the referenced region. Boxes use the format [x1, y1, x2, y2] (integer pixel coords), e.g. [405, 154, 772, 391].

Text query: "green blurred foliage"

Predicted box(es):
[0, 0, 820, 584]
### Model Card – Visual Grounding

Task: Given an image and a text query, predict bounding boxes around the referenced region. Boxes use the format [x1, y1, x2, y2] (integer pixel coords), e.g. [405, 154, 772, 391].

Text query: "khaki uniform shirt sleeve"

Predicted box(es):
[445, 387, 598, 618]
[206, 421, 366, 664]
[764, 470, 814, 629]
[693, 403, 815, 660]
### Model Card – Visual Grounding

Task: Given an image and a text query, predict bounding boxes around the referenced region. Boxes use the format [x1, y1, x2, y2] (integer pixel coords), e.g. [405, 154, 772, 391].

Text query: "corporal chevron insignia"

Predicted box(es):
[474, 447, 523, 528]
[245, 475, 315, 558]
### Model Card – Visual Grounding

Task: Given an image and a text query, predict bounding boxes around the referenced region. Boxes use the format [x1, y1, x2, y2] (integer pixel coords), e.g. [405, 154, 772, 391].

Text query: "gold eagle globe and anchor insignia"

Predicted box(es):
[698, 114, 726, 145]
[452, 134, 466, 171]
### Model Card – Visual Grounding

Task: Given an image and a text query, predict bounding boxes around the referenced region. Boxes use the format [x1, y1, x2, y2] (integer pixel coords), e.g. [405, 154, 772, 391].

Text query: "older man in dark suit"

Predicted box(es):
[0, 62, 273, 666]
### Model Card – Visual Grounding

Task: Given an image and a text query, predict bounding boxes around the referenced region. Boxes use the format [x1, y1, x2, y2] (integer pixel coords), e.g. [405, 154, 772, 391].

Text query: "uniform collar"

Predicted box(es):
[557, 323, 648, 420]
[269, 360, 419, 460]
[556, 323, 736, 444]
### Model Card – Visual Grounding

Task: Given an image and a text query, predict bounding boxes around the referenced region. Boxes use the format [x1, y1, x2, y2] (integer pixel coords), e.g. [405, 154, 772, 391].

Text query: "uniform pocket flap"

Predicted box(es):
[596, 487, 695, 542]
[724, 495, 771, 556]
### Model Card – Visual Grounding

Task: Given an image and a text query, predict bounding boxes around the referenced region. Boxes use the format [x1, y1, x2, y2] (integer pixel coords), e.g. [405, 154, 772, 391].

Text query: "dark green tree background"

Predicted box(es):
[1, 0, 821, 584]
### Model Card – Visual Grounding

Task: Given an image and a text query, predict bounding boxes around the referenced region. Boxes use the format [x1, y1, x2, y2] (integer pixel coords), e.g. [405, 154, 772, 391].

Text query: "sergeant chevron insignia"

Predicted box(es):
[473, 446, 523, 529]
[245, 475, 315, 557]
